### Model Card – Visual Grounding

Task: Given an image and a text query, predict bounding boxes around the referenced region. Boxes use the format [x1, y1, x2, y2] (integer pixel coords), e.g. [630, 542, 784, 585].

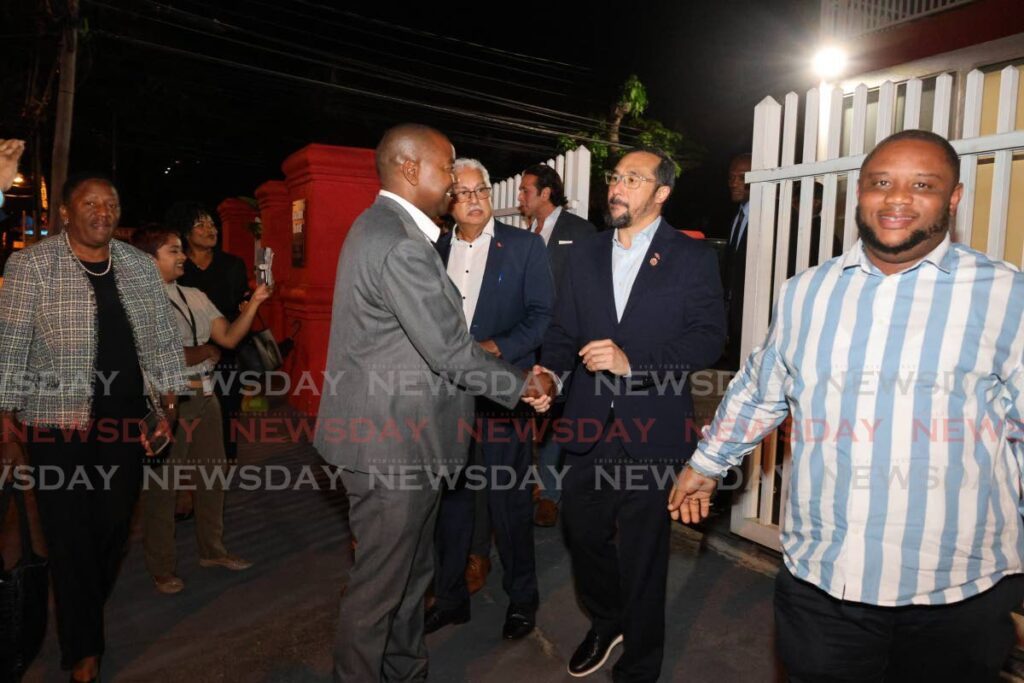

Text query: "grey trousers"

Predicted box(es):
[334, 467, 442, 682]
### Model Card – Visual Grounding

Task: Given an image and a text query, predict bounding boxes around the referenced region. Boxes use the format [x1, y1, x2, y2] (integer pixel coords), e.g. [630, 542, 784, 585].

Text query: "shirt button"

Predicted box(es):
[465, 270, 469, 273]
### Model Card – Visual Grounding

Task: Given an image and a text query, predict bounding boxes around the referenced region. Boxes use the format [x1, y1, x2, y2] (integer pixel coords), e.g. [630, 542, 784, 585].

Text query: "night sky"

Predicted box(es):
[1, 0, 820, 236]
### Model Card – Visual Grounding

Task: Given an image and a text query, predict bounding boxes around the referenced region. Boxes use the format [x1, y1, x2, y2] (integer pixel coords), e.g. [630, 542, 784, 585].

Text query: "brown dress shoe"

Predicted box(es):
[465, 554, 491, 595]
[153, 574, 185, 594]
[534, 499, 558, 527]
[198, 554, 253, 571]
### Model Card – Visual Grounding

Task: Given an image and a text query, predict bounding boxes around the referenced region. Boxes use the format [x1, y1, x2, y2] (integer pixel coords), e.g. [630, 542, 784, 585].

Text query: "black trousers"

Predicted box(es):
[562, 439, 677, 683]
[434, 419, 538, 608]
[775, 567, 1024, 683]
[28, 422, 145, 669]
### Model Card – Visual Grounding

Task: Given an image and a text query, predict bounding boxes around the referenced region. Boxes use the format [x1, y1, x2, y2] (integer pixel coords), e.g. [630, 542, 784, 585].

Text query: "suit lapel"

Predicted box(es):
[474, 223, 508, 334]
[618, 221, 674, 326]
[436, 232, 453, 265]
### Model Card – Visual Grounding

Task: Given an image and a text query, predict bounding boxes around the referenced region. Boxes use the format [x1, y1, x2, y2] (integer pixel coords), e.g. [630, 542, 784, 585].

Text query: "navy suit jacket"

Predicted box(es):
[436, 220, 554, 372]
[541, 220, 726, 462]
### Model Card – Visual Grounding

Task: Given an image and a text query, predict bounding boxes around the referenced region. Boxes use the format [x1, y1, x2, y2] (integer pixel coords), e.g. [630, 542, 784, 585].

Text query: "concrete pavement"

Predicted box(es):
[20, 417, 781, 682]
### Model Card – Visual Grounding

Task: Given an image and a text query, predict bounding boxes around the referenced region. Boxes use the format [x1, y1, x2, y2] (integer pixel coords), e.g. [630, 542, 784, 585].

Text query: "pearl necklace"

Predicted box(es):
[65, 231, 112, 276]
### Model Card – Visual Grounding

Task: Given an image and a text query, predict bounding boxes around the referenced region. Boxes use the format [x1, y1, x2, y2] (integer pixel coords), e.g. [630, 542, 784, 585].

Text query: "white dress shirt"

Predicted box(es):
[446, 218, 494, 327]
[529, 206, 562, 246]
[379, 190, 440, 244]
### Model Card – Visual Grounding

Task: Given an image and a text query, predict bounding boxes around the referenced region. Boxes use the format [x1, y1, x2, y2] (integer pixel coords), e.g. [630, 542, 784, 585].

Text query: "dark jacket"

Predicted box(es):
[542, 220, 726, 462]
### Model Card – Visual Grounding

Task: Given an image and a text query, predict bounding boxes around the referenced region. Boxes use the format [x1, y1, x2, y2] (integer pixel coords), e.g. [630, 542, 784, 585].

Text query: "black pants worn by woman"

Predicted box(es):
[30, 424, 145, 669]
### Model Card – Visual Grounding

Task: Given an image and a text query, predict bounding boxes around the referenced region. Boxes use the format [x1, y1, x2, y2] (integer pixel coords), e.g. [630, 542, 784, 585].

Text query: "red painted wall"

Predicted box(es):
[279, 144, 380, 415]
[254, 180, 291, 342]
[216, 198, 257, 288]
[850, 0, 1024, 73]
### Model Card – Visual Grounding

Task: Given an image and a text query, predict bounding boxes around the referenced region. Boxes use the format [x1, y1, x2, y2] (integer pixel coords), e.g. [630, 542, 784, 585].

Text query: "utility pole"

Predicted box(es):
[49, 0, 79, 234]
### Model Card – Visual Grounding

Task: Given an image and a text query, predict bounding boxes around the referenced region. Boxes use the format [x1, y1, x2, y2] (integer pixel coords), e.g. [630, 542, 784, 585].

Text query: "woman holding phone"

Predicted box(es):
[130, 225, 270, 595]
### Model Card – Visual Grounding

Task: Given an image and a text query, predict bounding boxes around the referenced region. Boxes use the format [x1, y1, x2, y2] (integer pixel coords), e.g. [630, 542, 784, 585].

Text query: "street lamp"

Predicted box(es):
[812, 46, 848, 81]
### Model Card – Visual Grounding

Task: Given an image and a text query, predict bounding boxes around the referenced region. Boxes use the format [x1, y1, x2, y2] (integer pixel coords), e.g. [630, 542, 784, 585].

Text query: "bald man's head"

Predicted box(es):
[375, 124, 456, 218]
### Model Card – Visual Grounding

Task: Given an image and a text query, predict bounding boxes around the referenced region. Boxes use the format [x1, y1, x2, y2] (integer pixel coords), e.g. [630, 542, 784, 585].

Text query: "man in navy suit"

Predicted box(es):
[428, 158, 555, 640]
[540, 148, 725, 680]
[518, 163, 598, 527]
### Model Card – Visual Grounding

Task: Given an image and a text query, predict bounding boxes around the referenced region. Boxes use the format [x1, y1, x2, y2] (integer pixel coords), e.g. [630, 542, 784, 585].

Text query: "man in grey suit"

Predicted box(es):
[314, 123, 553, 683]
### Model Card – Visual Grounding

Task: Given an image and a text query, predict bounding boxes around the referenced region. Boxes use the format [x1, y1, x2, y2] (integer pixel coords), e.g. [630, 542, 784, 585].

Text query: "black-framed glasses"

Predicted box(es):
[451, 187, 492, 203]
[604, 171, 656, 190]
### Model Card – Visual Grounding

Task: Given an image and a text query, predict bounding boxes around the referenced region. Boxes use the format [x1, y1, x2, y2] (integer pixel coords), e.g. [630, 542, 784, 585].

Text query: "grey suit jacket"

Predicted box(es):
[314, 196, 526, 473]
[0, 236, 188, 427]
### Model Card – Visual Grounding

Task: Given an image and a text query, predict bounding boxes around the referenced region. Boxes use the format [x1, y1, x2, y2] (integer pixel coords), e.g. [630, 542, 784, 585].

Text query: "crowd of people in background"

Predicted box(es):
[2, 121, 1024, 683]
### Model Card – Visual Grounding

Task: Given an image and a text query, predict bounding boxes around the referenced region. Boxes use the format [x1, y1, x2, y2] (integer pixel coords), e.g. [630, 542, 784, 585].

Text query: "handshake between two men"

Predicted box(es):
[497, 338, 631, 415]
[500, 335, 721, 527]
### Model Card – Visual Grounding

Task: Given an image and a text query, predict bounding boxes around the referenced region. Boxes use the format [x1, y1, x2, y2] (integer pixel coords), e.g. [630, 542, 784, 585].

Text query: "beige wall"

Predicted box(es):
[968, 67, 1024, 266]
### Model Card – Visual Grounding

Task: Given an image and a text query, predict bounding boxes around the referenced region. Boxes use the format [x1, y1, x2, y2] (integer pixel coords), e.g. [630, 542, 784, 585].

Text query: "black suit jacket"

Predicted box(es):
[546, 209, 598, 294]
[541, 220, 726, 462]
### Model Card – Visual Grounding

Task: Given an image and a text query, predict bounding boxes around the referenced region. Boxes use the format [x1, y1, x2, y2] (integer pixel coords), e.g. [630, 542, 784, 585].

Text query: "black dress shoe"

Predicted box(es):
[424, 601, 470, 635]
[502, 602, 536, 640]
[568, 630, 624, 677]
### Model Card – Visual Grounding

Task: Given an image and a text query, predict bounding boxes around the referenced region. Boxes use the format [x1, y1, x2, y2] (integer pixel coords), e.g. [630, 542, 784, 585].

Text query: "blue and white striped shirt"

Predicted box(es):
[691, 235, 1024, 606]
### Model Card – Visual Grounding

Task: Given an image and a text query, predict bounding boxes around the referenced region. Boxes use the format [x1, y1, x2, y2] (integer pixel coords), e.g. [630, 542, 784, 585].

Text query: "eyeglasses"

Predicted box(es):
[451, 187, 492, 203]
[604, 172, 656, 190]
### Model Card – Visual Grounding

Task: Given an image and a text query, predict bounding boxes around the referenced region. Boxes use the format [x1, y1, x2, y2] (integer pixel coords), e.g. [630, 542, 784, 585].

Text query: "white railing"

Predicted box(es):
[490, 146, 592, 228]
[732, 65, 1024, 550]
[821, 0, 976, 39]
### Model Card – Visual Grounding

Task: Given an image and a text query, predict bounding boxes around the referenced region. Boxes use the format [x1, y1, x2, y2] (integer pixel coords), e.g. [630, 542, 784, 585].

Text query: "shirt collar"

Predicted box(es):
[740, 201, 749, 218]
[453, 217, 495, 244]
[613, 216, 661, 250]
[841, 234, 953, 276]
[379, 190, 441, 243]
[529, 205, 562, 233]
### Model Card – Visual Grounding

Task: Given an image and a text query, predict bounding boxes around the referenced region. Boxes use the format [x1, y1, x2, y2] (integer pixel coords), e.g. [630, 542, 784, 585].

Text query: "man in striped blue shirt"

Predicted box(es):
[669, 130, 1024, 682]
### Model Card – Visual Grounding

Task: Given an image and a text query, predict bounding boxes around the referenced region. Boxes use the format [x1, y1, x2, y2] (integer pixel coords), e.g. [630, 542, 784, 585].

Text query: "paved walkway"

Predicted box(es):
[20, 415, 781, 682]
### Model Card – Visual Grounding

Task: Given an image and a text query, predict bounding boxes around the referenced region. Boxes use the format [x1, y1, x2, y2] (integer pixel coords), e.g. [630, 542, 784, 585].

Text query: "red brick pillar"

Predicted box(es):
[255, 181, 291, 342]
[216, 198, 257, 288]
[281, 144, 379, 414]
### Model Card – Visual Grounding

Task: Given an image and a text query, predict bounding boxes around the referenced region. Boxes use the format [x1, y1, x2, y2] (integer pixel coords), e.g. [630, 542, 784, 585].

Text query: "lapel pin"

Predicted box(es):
[496, 241, 503, 248]
[650, 252, 661, 267]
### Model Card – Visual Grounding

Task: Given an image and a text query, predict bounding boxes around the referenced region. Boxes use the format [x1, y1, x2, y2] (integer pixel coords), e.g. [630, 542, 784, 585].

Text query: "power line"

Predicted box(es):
[92, 30, 628, 151]
[90, 1, 632, 138]
[282, 1, 589, 75]
[168, 0, 573, 99]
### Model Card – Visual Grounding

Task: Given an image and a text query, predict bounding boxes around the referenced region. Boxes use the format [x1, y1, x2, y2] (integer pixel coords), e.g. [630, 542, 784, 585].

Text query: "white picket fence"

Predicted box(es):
[820, 0, 976, 39]
[732, 65, 1024, 550]
[490, 146, 592, 228]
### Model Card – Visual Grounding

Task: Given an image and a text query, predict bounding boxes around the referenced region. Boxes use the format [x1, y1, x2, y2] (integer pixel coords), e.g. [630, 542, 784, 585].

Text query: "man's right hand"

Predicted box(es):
[521, 365, 555, 413]
[668, 465, 719, 524]
[0, 139, 26, 192]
